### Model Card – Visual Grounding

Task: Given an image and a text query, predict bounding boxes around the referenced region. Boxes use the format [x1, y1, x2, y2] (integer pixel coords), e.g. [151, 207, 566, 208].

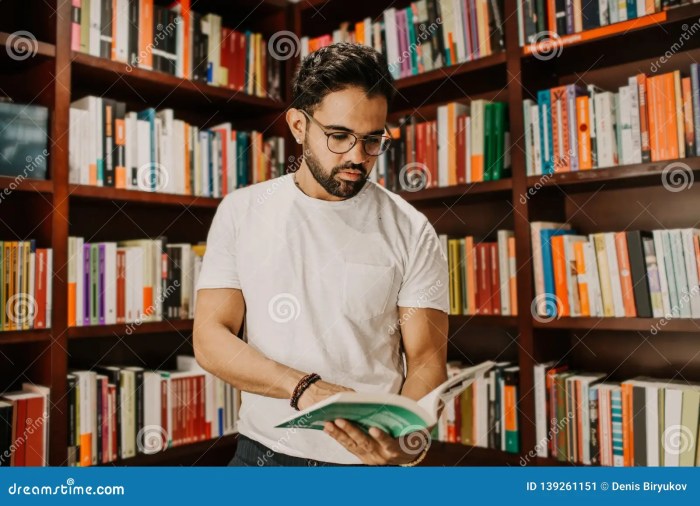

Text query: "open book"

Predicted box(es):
[275, 361, 495, 438]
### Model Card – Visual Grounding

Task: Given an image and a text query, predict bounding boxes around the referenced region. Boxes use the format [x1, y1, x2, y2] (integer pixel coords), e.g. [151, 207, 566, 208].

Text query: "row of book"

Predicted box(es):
[1, 241, 52, 331]
[534, 362, 700, 466]
[70, 0, 281, 99]
[67, 355, 238, 466]
[518, 0, 683, 45]
[301, 0, 505, 81]
[69, 96, 286, 195]
[440, 231, 518, 316]
[67, 238, 206, 327]
[532, 222, 700, 319]
[524, 65, 700, 175]
[0, 384, 51, 466]
[436, 361, 520, 453]
[375, 101, 512, 193]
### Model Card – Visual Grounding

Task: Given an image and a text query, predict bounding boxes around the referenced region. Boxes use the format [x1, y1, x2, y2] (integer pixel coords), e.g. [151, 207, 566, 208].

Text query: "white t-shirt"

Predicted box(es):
[195, 173, 448, 464]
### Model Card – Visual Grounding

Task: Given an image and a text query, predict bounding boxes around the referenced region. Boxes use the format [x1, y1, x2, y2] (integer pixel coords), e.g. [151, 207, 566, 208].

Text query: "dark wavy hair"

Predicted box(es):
[290, 42, 396, 115]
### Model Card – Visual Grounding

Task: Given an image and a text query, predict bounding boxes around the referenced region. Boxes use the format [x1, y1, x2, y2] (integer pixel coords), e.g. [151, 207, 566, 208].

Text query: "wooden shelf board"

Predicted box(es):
[449, 314, 518, 328]
[394, 52, 507, 91]
[533, 317, 700, 333]
[68, 319, 194, 339]
[525, 157, 700, 191]
[68, 184, 221, 208]
[98, 434, 238, 466]
[0, 329, 52, 345]
[0, 176, 53, 194]
[521, 5, 700, 57]
[71, 52, 284, 112]
[398, 178, 512, 202]
[0, 31, 55, 59]
[423, 441, 521, 466]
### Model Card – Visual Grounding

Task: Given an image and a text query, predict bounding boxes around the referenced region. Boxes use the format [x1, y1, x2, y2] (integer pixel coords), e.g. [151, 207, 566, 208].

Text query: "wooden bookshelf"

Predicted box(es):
[68, 184, 222, 209]
[67, 320, 195, 340]
[3, 0, 700, 468]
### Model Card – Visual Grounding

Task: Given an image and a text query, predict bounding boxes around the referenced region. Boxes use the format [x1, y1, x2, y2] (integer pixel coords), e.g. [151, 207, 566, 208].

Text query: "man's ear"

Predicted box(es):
[286, 109, 306, 145]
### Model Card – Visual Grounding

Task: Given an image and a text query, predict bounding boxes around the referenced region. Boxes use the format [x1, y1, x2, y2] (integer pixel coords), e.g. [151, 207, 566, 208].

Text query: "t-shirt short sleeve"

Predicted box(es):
[196, 197, 241, 290]
[397, 221, 449, 313]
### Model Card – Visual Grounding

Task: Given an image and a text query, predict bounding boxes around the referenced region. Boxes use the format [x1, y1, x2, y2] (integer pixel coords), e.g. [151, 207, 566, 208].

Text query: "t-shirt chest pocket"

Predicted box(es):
[342, 262, 397, 320]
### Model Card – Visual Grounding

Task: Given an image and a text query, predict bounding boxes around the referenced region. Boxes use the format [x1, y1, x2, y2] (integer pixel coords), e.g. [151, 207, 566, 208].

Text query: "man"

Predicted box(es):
[193, 42, 448, 466]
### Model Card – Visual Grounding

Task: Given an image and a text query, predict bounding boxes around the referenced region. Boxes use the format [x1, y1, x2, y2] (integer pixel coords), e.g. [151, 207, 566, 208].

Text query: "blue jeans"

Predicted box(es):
[228, 434, 360, 467]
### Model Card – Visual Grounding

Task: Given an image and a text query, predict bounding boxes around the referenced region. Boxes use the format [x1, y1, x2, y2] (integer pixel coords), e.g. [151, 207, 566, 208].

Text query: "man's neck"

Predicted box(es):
[293, 163, 346, 202]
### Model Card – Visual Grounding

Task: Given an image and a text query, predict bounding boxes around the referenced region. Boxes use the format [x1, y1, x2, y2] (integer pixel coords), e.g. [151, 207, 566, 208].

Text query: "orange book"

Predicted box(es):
[550, 86, 571, 172]
[138, 0, 154, 70]
[573, 241, 590, 317]
[551, 235, 570, 317]
[614, 232, 637, 317]
[508, 236, 517, 315]
[621, 383, 634, 467]
[663, 72, 679, 160]
[682, 77, 695, 155]
[111, 0, 118, 61]
[647, 75, 661, 161]
[576, 95, 592, 170]
[355, 21, 365, 45]
[674, 70, 685, 158]
[447, 103, 457, 186]
[114, 114, 126, 188]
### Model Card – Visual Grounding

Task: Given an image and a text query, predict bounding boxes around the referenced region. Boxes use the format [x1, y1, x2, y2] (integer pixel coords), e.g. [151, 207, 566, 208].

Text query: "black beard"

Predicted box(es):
[303, 143, 368, 198]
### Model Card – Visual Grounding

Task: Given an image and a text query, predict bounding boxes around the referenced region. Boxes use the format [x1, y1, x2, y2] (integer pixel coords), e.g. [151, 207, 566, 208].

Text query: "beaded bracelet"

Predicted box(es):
[290, 373, 321, 411]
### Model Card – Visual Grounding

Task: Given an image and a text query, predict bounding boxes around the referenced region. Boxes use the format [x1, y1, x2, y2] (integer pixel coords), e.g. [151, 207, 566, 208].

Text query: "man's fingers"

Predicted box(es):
[333, 419, 374, 452]
[324, 421, 363, 453]
[369, 426, 396, 450]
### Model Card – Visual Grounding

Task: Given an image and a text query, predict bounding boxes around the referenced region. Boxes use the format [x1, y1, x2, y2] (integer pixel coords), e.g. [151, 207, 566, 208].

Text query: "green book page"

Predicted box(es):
[276, 402, 429, 438]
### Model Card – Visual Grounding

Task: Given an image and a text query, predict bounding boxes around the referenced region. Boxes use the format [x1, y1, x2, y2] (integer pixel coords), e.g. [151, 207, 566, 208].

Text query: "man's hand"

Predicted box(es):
[296, 381, 354, 411]
[323, 419, 430, 466]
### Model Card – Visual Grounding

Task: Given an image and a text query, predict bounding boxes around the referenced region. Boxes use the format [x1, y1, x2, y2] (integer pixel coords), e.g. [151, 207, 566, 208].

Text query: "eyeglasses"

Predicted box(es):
[299, 109, 392, 156]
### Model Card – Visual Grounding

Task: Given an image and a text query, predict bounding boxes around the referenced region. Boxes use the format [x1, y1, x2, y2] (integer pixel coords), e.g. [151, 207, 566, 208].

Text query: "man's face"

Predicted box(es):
[302, 87, 388, 199]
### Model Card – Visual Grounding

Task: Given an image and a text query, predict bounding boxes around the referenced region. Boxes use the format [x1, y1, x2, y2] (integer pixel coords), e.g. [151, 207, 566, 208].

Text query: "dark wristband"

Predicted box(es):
[290, 373, 321, 411]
